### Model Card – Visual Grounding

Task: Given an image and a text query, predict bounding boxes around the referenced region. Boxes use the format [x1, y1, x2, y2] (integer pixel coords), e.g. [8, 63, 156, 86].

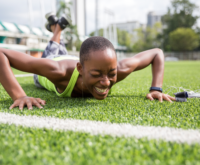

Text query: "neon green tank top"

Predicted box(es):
[38, 56, 79, 97]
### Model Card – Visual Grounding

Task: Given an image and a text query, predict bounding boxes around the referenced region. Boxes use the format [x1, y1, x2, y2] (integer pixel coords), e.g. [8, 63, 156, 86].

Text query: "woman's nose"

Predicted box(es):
[100, 77, 110, 87]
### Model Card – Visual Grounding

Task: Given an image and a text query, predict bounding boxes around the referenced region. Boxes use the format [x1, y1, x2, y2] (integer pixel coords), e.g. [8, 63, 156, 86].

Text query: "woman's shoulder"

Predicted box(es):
[58, 59, 79, 79]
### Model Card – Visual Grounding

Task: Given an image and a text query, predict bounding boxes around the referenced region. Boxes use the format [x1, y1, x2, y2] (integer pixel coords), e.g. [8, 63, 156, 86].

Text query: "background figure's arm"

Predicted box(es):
[0, 50, 46, 110]
[117, 48, 175, 102]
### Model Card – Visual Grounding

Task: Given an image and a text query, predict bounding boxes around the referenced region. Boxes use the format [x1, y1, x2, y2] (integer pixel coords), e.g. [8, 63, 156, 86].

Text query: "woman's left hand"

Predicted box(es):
[146, 91, 176, 103]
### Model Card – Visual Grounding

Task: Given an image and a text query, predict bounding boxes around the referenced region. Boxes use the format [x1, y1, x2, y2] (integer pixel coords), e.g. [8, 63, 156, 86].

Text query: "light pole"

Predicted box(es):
[104, 9, 117, 46]
[84, 0, 87, 36]
[40, 0, 45, 30]
[95, 0, 98, 36]
[27, 0, 33, 27]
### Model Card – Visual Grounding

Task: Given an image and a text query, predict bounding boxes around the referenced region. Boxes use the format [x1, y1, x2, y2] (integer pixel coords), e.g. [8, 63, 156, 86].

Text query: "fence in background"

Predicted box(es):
[67, 51, 200, 61]
[116, 52, 200, 61]
[164, 52, 200, 60]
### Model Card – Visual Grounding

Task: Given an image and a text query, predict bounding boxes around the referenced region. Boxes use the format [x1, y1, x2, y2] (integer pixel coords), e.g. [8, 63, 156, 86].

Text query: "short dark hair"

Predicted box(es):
[80, 36, 116, 65]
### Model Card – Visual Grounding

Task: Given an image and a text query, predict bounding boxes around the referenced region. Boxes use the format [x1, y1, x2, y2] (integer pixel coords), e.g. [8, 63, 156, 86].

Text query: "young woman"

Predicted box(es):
[0, 13, 175, 110]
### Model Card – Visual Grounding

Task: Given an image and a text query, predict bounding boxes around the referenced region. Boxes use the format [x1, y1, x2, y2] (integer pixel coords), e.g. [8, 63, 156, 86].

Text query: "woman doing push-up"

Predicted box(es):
[0, 12, 175, 110]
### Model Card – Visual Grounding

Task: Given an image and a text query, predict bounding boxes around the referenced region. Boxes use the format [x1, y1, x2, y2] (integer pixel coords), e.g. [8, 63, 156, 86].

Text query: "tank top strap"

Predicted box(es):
[55, 67, 79, 97]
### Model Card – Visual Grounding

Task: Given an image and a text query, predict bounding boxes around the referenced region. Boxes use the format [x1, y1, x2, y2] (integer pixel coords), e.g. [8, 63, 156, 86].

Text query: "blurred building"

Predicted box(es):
[0, 21, 51, 57]
[0, 0, 87, 56]
[113, 21, 146, 47]
[0, 0, 56, 57]
[115, 21, 146, 34]
[147, 11, 162, 27]
[72, 0, 86, 39]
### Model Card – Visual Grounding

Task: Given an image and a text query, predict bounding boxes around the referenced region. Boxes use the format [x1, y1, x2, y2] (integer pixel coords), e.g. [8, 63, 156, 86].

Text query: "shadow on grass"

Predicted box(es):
[109, 94, 145, 98]
[1, 83, 147, 111]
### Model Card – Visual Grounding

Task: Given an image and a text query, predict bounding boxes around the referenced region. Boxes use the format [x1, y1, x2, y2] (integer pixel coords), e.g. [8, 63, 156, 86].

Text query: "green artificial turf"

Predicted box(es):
[0, 61, 200, 164]
[0, 124, 200, 165]
[1, 62, 200, 129]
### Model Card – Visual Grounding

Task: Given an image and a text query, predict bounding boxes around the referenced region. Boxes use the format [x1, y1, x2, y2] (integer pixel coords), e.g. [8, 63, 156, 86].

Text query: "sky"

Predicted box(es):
[0, 0, 200, 35]
[86, 0, 172, 33]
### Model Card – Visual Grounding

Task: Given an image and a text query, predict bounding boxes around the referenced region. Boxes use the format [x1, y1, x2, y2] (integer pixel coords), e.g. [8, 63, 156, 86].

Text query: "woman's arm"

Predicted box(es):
[0, 48, 63, 80]
[0, 51, 45, 110]
[117, 48, 175, 102]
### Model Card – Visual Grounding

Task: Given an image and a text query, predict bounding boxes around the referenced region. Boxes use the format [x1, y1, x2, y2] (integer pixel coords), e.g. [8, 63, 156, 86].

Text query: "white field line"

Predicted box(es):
[15, 74, 33, 77]
[0, 112, 200, 145]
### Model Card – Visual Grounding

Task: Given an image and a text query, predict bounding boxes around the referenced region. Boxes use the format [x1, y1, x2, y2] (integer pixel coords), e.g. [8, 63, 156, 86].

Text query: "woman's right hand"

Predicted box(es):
[9, 96, 46, 110]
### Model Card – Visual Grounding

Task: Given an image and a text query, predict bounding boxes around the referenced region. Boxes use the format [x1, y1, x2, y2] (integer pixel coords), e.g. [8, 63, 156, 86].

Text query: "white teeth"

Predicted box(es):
[95, 87, 108, 93]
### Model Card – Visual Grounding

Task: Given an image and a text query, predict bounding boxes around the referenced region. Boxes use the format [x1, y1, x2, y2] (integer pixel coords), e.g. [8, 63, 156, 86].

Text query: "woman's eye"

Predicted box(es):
[91, 74, 100, 78]
[109, 74, 116, 78]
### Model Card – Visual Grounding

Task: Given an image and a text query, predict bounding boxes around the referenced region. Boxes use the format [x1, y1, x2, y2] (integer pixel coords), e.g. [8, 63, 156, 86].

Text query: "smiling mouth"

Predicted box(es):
[94, 87, 109, 94]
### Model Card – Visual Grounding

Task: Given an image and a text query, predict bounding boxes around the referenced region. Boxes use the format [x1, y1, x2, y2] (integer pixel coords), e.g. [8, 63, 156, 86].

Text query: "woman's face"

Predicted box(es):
[78, 48, 117, 100]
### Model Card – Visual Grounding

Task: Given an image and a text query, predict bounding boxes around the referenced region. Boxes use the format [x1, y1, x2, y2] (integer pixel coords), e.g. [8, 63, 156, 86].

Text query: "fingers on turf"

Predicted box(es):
[146, 94, 154, 101]
[158, 94, 163, 102]
[163, 95, 172, 103]
[26, 100, 33, 110]
[9, 97, 45, 110]
[169, 96, 176, 101]
[9, 103, 16, 110]
[36, 98, 46, 105]
[19, 101, 25, 110]
[33, 100, 43, 109]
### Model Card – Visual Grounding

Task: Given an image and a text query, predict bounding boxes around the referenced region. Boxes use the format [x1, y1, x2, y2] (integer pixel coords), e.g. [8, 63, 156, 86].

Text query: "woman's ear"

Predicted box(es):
[77, 62, 83, 75]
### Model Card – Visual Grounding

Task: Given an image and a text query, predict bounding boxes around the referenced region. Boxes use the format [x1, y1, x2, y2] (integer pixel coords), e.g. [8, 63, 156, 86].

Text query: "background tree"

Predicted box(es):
[90, 28, 133, 51]
[57, 1, 80, 50]
[132, 23, 162, 52]
[169, 28, 199, 51]
[194, 27, 200, 51]
[89, 29, 104, 37]
[161, 0, 199, 51]
[117, 29, 133, 51]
